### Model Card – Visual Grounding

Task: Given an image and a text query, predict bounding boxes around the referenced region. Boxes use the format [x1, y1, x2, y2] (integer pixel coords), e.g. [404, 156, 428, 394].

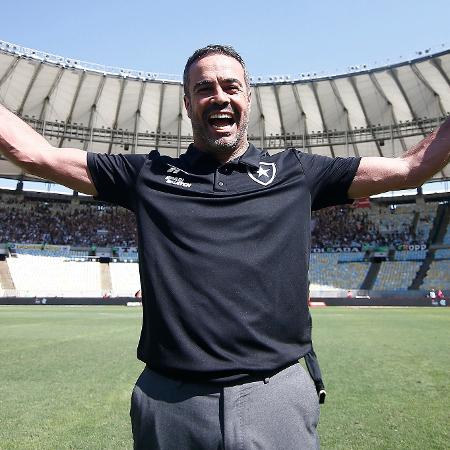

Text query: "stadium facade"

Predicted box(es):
[0, 39, 449, 182]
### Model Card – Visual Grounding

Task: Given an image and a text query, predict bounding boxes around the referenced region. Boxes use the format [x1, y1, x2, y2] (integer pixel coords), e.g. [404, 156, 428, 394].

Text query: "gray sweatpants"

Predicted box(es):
[130, 362, 320, 450]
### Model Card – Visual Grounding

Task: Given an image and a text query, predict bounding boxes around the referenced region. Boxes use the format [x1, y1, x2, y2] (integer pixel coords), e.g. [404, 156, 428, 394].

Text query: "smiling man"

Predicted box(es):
[0, 44, 449, 450]
[183, 48, 251, 162]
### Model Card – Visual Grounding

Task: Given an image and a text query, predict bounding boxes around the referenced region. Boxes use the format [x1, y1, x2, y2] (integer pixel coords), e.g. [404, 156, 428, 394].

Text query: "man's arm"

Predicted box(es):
[348, 117, 450, 199]
[0, 104, 97, 196]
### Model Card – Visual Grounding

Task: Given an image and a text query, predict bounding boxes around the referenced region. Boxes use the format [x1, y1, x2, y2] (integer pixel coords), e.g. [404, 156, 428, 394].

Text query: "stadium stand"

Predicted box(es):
[1, 189, 448, 296]
[337, 252, 366, 262]
[0, 192, 137, 247]
[4, 193, 438, 251]
[7, 254, 102, 297]
[311, 202, 438, 251]
[309, 253, 370, 291]
[114, 247, 139, 262]
[109, 263, 140, 297]
[422, 260, 450, 289]
[415, 203, 438, 243]
[372, 261, 422, 290]
[0, 36, 449, 297]
[311, 207, 369, 249]
[435, 248, 450, 259]
[394, 250, 427, 261]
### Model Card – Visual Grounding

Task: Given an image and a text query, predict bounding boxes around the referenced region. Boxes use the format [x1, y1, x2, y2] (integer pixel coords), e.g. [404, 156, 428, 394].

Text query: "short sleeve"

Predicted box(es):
[295, 151, 361, 211]
[87, 152, 148, 211]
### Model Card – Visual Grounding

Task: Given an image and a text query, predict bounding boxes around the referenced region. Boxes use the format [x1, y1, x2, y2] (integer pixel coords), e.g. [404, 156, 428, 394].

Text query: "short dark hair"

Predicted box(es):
[183, 44, 250, 96]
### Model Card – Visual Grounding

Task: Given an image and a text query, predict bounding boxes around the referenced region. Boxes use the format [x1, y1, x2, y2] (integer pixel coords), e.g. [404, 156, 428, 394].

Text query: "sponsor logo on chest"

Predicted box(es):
[164, 164, 192, 188]
[165, 175, 192, 188]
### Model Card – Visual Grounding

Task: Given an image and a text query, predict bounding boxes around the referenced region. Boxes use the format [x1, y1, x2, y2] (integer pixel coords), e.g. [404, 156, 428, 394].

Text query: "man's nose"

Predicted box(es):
[211, 87, 229, 105]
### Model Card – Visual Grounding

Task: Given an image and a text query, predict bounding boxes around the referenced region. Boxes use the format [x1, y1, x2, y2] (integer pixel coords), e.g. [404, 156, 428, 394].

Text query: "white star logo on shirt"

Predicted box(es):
[247, 162, 276, 186]
[257, 166, 270, 178]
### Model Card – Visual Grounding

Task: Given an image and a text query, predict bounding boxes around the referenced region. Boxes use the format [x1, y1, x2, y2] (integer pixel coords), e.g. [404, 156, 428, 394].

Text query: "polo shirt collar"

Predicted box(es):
[183, 143, 263, 170]
[234, 144, 263, 169]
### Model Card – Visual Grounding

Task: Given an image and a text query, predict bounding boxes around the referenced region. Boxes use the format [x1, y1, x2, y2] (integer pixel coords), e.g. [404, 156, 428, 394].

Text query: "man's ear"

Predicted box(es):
[184, 95, 192, 119]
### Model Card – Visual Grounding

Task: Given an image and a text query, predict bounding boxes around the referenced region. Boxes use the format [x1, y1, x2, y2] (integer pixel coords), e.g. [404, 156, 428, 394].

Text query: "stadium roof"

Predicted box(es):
[0, 39, 449, 182]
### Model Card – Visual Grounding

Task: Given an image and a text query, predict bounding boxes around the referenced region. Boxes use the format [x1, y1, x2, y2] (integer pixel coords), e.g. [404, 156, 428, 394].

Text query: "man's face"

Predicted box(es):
[184, 54, 251, 159]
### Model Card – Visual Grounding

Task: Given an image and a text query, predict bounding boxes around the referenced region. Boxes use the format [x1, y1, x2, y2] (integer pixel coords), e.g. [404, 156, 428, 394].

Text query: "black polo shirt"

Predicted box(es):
[87, 144, 360, 383]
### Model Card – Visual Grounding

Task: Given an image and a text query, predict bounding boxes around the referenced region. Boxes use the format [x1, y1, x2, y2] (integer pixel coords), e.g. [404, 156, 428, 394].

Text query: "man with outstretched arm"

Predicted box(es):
[1, 45, 449, 449]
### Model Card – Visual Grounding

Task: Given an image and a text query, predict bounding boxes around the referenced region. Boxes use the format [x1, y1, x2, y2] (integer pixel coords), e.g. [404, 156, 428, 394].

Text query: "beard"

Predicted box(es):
[190, 104, 250, 154]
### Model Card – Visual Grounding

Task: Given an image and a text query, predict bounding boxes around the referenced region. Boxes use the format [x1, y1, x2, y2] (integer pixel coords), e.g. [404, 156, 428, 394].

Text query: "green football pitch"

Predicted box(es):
[0, 306, 448, 449]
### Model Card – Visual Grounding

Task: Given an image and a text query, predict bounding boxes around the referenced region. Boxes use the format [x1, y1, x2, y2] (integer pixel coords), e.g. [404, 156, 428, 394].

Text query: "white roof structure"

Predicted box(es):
[0, 40, 449, 182]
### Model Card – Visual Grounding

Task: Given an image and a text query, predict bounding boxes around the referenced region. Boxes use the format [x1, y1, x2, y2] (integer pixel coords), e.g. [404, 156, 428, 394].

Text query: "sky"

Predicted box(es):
[1, 0, 449, 79]
[1, 0, 450, 194]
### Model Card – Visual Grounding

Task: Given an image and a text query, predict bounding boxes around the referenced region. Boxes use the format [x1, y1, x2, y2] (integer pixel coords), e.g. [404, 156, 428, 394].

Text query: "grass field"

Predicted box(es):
[0, 306, 448, 450]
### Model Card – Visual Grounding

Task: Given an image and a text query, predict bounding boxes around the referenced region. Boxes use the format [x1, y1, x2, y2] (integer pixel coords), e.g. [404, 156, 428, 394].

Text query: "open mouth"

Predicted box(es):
[207, 113, 236, 130]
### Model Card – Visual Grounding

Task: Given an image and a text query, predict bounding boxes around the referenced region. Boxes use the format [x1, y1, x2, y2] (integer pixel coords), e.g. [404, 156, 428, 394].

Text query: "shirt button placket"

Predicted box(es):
[214, 170, 227, 192]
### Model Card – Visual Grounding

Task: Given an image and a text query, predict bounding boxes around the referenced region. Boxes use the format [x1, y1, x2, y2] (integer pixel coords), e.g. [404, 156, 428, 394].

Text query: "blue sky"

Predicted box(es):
[2, 0, 449, 78]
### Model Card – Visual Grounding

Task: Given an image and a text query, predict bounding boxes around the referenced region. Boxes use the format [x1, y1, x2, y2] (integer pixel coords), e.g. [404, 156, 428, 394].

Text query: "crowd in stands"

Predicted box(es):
[311, 205, 432, 249]
[0, 192, 438, 249]
[1, 192, 449, 294]
[311, 207, 370, 249]
[0, 195, 137, 247]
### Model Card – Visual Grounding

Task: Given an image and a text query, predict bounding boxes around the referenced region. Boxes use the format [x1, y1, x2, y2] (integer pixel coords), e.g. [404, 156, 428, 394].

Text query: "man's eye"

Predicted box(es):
[196, 86, 211, 94]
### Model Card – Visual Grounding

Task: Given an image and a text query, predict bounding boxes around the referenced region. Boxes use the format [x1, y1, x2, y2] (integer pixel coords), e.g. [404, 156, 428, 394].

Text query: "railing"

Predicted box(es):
[0, 40, 181, 82]
[18, 114, 446, 152]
